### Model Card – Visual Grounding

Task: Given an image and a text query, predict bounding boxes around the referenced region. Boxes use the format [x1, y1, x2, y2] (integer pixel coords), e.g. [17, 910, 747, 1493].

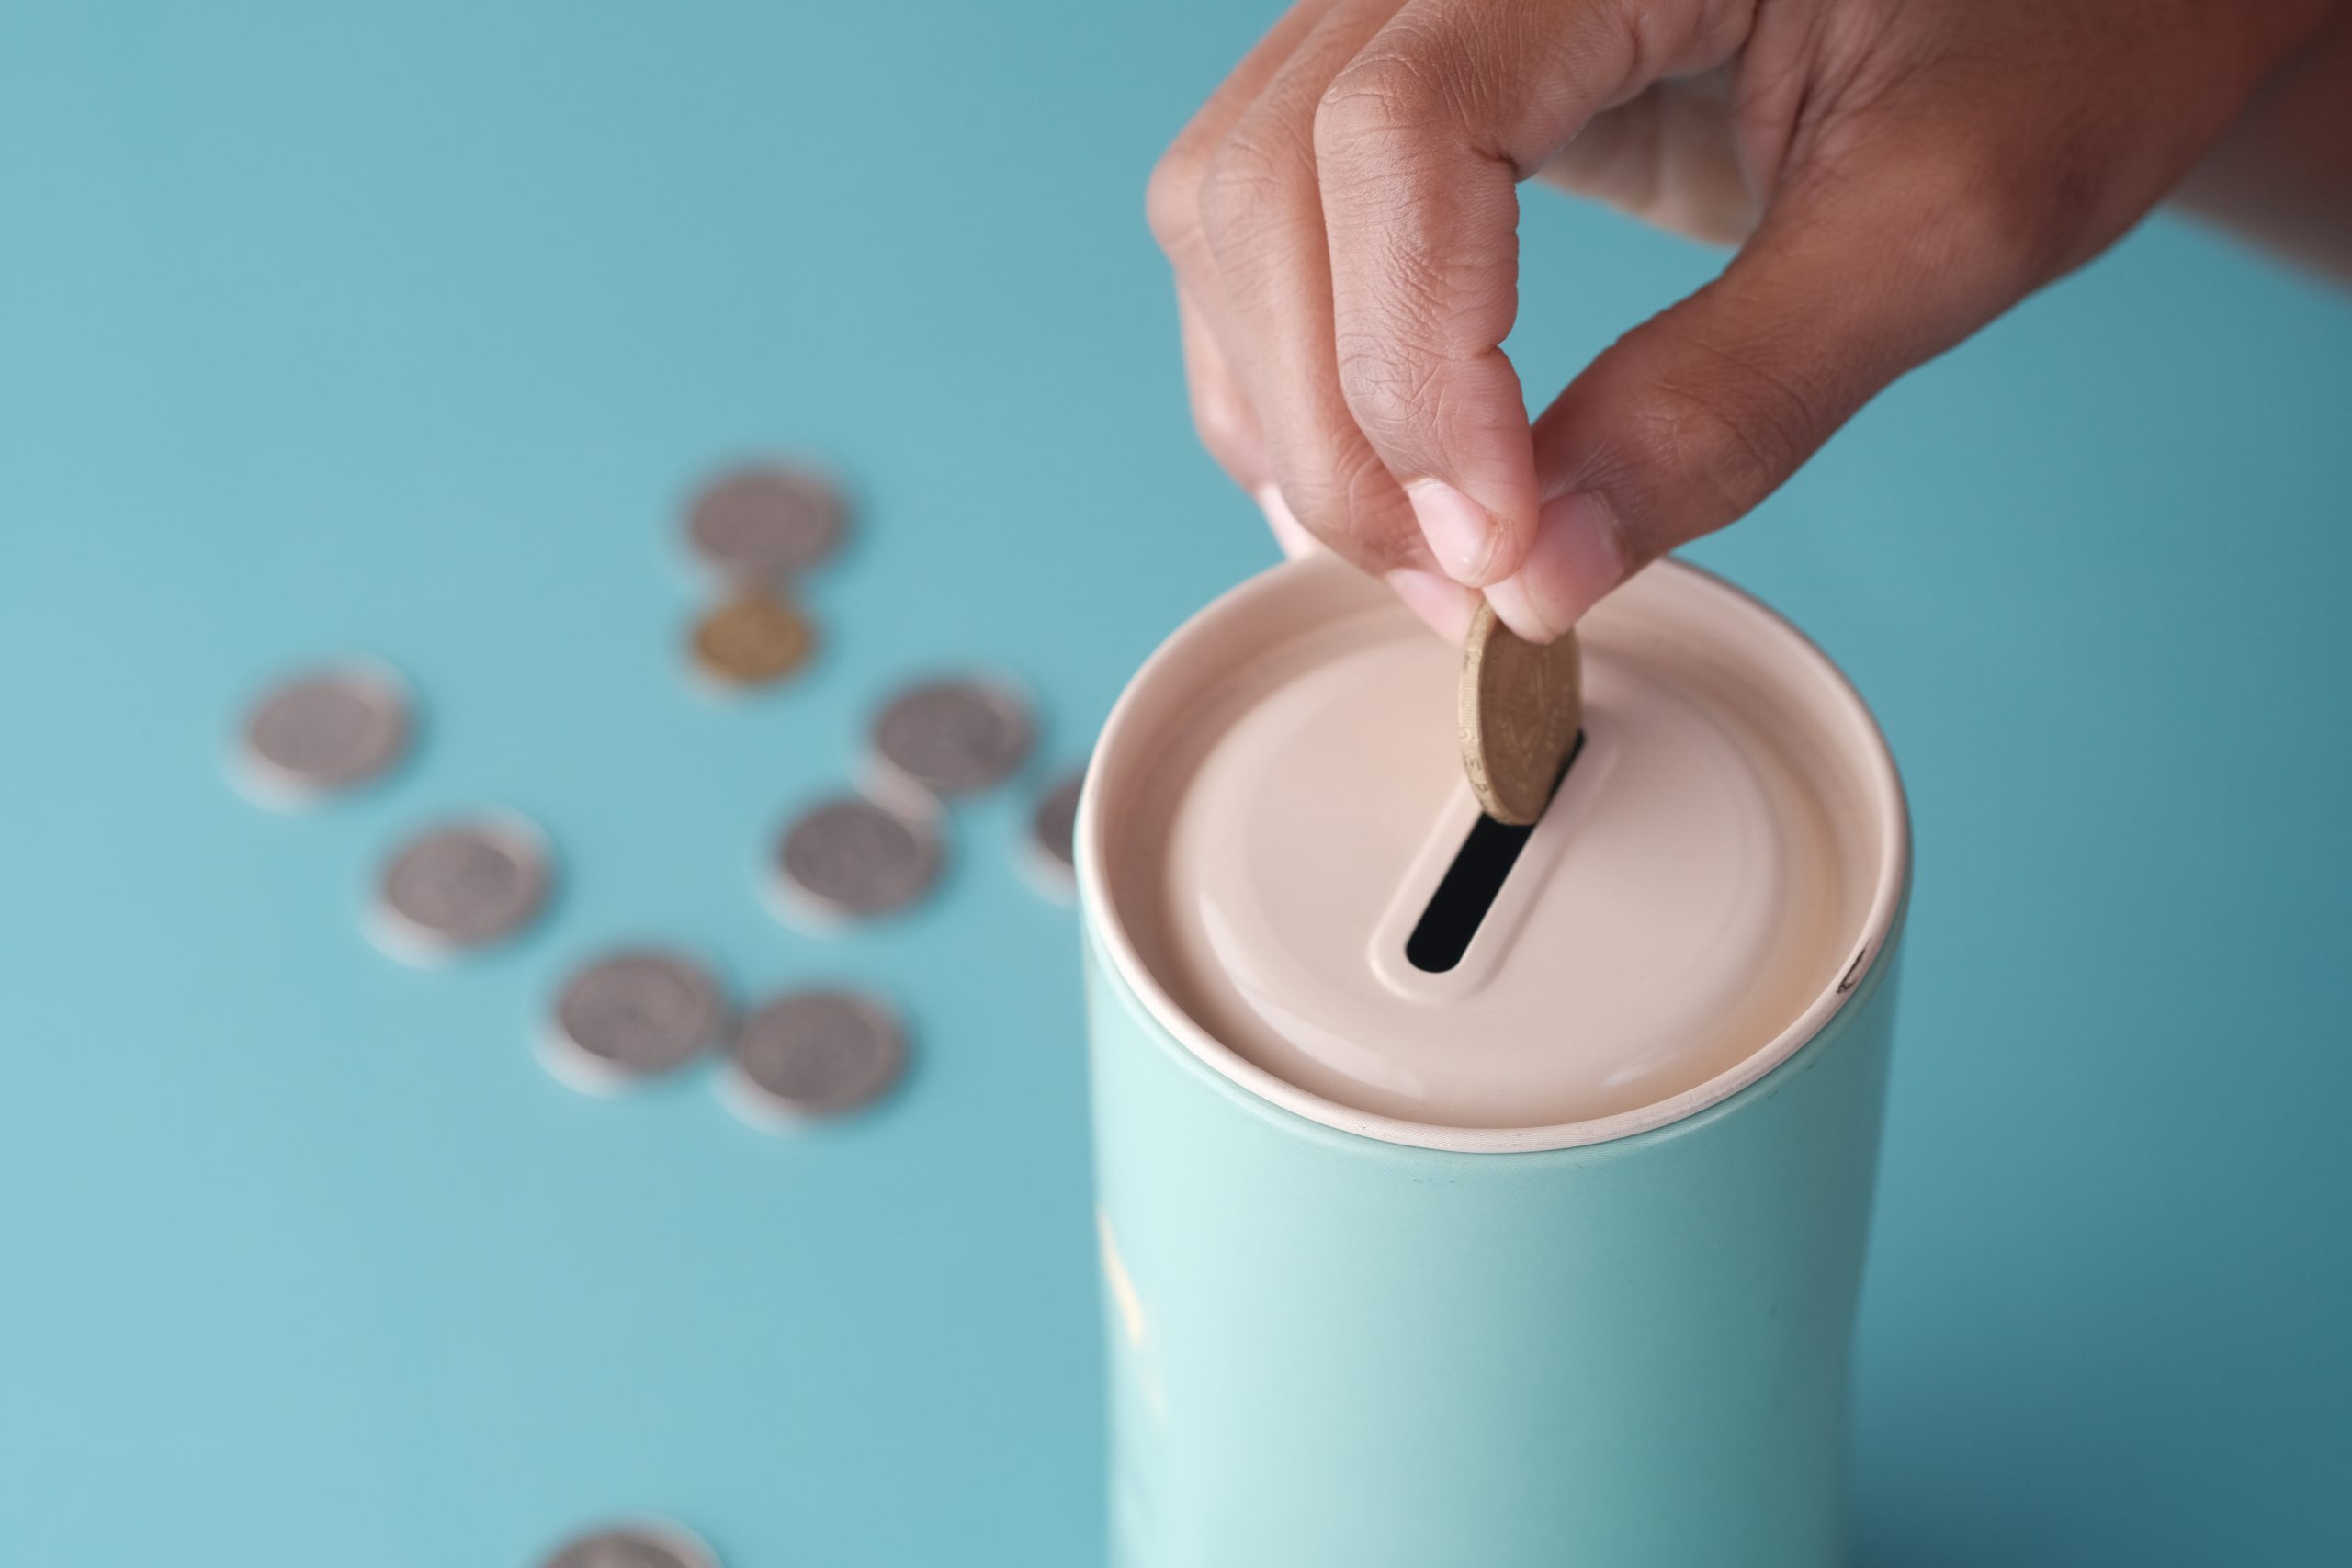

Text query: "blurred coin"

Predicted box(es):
[869, 676, 1032, 798]
[726, 987, 906, 1124]
[539, 1521, 718, 1568]
[371, 815, 549, 964]
[542, 949, 727, 1094]
[690, 595, 814, 688]
[774, 796, 940, 920]
[1459, 602, 1582, 826]
[1021, 768, 1084, 901]
[237, 665, 409, 807]
[684, 463, 845, 582]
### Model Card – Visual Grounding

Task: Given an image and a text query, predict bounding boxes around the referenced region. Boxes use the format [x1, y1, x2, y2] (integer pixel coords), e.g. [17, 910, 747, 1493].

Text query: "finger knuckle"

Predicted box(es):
[1196, 129, 1298, 257]
[1923, 149, 2052, 282]
[1974, 137, 2111, 281]
[1146, 137, 1210, 253]
[1314, 51, 1450, 172]
[1876, 138, 2090, 294]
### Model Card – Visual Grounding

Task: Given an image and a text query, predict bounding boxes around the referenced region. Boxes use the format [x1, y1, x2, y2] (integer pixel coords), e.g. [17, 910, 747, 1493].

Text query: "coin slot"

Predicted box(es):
[1405, 734, 1583, 975]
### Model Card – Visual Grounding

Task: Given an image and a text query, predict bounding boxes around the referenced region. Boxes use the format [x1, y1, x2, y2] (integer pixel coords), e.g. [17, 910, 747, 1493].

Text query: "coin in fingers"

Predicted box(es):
[1459, 601, 1581, 826]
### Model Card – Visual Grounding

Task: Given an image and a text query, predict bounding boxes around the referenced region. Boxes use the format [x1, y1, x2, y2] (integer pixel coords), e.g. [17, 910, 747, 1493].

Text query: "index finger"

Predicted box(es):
[1316, 0, 1750, 584]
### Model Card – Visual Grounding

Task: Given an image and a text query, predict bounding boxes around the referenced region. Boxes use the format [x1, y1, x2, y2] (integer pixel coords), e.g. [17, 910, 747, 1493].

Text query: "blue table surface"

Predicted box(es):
[4, 5, 2349, 1564]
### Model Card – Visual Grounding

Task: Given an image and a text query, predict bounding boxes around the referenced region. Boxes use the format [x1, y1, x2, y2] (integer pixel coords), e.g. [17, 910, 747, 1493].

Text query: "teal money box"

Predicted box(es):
[1080, 557, 1910, 1567]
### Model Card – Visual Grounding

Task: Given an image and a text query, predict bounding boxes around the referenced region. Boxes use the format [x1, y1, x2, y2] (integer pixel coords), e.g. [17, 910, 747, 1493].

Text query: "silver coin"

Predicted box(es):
[1023, 768, 1085, 897]
[539, 1521, 718, 1568]
[728, 987, 907, 1122]
[548, 950, 726, 1086]
[373, 816, 549, 961]
[869, 677, 1033, 797]
[684, 464, 846, 581]
[239, 666, 409, 803]
[775, 796, 940, 919]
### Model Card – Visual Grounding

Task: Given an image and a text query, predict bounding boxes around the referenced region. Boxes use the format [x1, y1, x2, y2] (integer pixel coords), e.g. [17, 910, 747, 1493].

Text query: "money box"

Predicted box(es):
[1079, 556, 1909, 1567]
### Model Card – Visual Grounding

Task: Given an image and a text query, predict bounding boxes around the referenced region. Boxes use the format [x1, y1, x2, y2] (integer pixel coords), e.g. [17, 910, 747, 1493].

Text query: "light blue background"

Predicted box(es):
[2, 4, 2346, 1564]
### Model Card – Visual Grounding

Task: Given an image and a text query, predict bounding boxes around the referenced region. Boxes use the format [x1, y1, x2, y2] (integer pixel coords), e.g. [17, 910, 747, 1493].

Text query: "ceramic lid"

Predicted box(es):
[1080, 555, 1908, 1154]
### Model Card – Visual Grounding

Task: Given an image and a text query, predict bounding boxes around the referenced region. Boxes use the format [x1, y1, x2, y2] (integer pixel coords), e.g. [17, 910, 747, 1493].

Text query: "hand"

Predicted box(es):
[1148, 0, 2344, 641]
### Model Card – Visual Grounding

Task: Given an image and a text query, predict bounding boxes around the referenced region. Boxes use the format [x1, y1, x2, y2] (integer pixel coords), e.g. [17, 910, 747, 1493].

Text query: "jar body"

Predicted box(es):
[1085, 917, 1905, 1568]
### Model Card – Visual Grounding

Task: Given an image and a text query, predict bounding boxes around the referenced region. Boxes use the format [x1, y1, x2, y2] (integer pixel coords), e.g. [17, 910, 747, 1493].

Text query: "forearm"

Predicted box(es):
[2172, 1, 2352, 279]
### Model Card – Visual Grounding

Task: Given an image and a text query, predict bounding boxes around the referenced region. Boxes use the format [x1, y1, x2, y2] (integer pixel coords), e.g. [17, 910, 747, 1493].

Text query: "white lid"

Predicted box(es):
[1080, 556, 1908, 1153]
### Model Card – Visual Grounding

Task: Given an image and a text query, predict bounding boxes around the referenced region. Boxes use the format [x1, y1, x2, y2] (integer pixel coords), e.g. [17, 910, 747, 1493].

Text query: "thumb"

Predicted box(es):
[1487, 141, 2057, 641]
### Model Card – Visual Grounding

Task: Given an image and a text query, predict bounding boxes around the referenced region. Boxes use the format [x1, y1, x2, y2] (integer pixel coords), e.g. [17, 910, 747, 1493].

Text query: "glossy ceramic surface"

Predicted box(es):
[1082, 559, 1912, 1561]
[1084, 556, 1906, 1147]
[1087, 919, 1904, 1566]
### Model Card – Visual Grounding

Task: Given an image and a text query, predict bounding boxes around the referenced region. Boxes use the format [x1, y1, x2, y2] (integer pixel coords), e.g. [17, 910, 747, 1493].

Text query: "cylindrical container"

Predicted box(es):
[1079, 556, 1909, 1568]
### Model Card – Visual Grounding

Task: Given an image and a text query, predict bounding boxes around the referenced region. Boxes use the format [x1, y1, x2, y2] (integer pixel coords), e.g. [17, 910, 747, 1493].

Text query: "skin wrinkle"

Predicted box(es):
[1740, 2, 1922, 202]
[1730, 17, 1816, 197]
[1337, 271, 1486, 393]
[1678, 330, 1840, 484]
[1602, 318, 1826, 525]
[1331, 183, 1517, 336]
[1201, 122, 1314, 246]
[1430, 5, 1641, 170]
[1200, 140, 1322, 320]
[1278, 434, 1429, 570]
[1319, 48, 1455, 150]
[1340, 333, 1470, 446]
[1618, 0, 1749, 108]
[1356, 9, 1510, 157]
[1418, 8, 1592, 174]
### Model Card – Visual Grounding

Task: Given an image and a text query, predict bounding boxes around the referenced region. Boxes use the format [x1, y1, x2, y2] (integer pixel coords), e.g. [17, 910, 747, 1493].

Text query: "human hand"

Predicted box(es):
[1149, 0, 2342, 640]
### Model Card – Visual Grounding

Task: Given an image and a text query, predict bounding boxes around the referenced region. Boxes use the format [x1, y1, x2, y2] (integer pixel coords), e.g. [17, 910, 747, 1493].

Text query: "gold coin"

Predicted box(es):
[692, 595, 815, 686]
[1458, 601, 1582, 826]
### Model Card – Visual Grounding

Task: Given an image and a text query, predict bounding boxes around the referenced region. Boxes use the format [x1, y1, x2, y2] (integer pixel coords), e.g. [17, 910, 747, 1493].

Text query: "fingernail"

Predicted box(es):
[1405, 478, 1496, 584]
[1257, 484, 1318, 559]
[1385, 568, 1478, 645]
[1484, 492, 1626, 642]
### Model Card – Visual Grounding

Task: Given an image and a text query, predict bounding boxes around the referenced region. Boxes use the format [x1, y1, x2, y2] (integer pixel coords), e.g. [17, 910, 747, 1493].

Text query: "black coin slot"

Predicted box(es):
[1405, 735, 1583, 975]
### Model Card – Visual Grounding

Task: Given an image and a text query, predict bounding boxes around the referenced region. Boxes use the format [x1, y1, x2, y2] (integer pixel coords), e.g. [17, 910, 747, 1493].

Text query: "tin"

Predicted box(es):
[1079, 555, 1910, 1567]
